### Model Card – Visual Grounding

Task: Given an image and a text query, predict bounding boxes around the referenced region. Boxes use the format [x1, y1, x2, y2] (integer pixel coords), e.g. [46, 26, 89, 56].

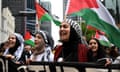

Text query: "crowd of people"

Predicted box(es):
[0, 18, 120, 67]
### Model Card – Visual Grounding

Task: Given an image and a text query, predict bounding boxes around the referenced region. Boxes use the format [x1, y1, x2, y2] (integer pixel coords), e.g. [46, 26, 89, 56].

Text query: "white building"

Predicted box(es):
[0, 7, 15, 43]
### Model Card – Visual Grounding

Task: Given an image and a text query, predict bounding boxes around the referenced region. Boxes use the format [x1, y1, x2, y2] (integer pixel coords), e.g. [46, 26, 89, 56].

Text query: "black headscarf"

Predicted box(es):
[59, 18, 82, 62]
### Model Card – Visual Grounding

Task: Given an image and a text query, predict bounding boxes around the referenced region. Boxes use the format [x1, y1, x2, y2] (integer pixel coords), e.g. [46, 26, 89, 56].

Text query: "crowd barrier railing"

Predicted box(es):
[0, 56, 120, 72]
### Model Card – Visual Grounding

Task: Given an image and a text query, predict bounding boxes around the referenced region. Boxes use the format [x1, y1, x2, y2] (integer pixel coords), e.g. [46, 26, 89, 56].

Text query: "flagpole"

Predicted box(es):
[64, 15, 67, 20]
[36, 14, 40, 31]
[35, 0, 40, 31]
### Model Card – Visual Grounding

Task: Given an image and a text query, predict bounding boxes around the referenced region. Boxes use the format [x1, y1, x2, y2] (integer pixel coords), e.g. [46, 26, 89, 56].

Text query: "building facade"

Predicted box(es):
[0, 0, 52, 43]
[2, 0, 26, 35]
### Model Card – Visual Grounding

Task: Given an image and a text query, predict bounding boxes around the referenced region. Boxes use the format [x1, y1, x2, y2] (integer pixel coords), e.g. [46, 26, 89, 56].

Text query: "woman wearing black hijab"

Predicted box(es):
[54, 18, 88, 62]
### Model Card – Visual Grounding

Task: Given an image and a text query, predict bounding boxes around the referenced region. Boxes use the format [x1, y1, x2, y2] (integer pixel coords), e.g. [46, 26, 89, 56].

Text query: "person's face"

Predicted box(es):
[59, 22, 70, 42]
[8, 34, 16, 48]
[106, 48, 110, 54]
[114, 47, 118, 52]
[3, 41, 9, 49]
[89, 39, 98, 52]
[34, 33, 45, 48]
[24, 45, 31, 52]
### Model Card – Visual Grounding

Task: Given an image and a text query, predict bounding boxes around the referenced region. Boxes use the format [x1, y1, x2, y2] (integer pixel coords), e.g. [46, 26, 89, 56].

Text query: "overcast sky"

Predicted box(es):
[50, 0, 63, 46]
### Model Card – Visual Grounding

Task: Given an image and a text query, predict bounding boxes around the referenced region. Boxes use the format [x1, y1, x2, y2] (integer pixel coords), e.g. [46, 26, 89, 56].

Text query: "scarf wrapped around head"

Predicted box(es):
[63, 18, 88, 45]
[6, 33, 24, 61]
[14, 33, 24, 60]
[63, 18, 83, 42]
[35, 30, 54, 48]
[14, 33, 24, 43]
[35, 30, 48, 44]
[63, 18, 82, 39]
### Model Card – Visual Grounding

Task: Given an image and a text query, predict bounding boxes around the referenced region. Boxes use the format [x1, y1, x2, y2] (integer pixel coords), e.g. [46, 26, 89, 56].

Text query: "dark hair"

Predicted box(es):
[89, 38, 102, 48]
[9, 36, 21, 55]
[60, 26, 81, 62]
[45, 32, 54, 48]
[69, 26, 81, 43]
[0, 42, 5, 49]
[0, 42, 5, 52]
[109, 46, 119, 60]
[88, 38, 106, 62]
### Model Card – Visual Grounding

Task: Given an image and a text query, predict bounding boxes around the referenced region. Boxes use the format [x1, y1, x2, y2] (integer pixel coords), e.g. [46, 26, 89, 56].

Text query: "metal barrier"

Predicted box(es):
[0, 56, 120, 72]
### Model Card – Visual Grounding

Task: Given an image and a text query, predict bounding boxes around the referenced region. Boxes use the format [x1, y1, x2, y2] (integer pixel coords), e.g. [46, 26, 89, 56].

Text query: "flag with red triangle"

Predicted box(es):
[24, 31, 35, 47]
[35, 0, 61, 26]
[65, 0, 120, 47]
[94, 30, 111, 47]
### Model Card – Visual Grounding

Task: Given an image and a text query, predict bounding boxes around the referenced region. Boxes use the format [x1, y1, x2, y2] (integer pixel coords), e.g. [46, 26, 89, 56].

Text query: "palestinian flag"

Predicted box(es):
[66, 0, 120, 47]
[35, 0, 61, 26]
[87, 25, 97, 31]
[24, 31, 35, 47]
[94, 30, 111, 47]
